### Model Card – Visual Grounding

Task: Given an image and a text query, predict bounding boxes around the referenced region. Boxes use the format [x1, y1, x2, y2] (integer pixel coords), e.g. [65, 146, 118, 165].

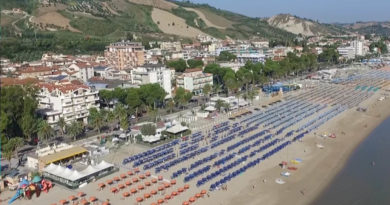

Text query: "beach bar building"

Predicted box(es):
[43, 161, 117, 189]
[36, 146, 89, 171]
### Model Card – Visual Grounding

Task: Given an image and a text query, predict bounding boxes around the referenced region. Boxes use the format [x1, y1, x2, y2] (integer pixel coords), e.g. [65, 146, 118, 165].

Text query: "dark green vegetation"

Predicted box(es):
[217, 51, 237, 62]
[167, 59, 203, 72]
[369, 40, 388, 54]
[204, 52, 318, 94]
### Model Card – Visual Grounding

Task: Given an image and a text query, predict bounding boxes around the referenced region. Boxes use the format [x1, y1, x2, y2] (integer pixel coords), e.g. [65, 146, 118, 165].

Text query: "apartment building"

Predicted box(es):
[67, 62, 94, 82]
[337, 47, 356, 59]
[176, 68, 213, 95]
[37, 80, 99, 126]
[131, 64, 172, 98]
[104, 41, 145, 70]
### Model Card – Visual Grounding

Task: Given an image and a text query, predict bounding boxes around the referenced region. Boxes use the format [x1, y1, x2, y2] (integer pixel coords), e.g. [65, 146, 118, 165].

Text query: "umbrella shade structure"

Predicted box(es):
[158, 186, 164, 191]
[184, 184, 190, 189]
[151, 203, 157, 205]
[178, 187, 184, 192]
[182, 201, 190, 205]
[98, 183, 105, 188]
[189, 197, 196, 202]
[132, 177, 139, 183]
[51, 203, 57, 205]
[171, 191, 178, 196]
[151, 178, 157, 183]
[139, 175, 145, 179]
[170, 180, 176, 185]
[110, 187, 118, 193]
[145, 181, 151, 186]
[102, 202, 110, 205]
[136, 197, 143, 202]
[145, 171, 151, 177]
[106, 179, 113, 184]
[201, 190, 207, 195]
[125, 180, 132, 186]
[165, 195, 171, 200]
[59, 199, 68, 204]
[113, 177, 120, 181]
[122, 192, 130, 197]
[164, 183, 170, 188]
[157, 199, 164, 204]
[68, 195, 77, 201]
[134, 167, 140, 173]
[127, 171, 134, 176]
[77, 192, 86, 197]
[158, 176, 163, 181]
[120, 173, 127, 179]
[80, 199, 89, 205]
[151, 190, 157, 195]
[195, 193, 202, 198]
[137, 185, 144, 190]
[32, 175, 42, 183]
[130, 188, 137, 193]
[118, 184, 125, 189]
[144, 193, 151, 198]
[89, 196, 97, 202]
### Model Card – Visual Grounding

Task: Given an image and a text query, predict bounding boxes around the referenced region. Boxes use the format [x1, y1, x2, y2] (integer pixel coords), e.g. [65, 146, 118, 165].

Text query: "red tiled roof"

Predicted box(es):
[184, 68, 202, 73]
[38, 82, 89, 93]
[0, 77, 40, 87]
[19, 66, 55, 74]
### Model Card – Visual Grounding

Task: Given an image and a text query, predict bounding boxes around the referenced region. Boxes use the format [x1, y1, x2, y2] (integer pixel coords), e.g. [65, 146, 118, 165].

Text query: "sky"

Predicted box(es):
[187, 0, 390, 23]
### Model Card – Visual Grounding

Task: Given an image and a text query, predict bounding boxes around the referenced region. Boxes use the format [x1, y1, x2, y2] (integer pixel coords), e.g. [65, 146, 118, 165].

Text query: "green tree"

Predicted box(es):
[187, 59, 204, 68]
[57, 117, 66, 136]
[20, 114, 38, 141]
[318, 48, 339, 63]
[37, 120, 54, 142]
[174, 87, 193, 110]
[215, 99, 225, 112]
[141, 124, 156, 136]
[203, 84, 212, 102]
[88, 108, 104, 133]
[167, 99, 175, 113]
[218, 51, 237, 61]
[167, 59, 187, 72]
[67, 121, 83, 141]
[2, 137, 24, 161]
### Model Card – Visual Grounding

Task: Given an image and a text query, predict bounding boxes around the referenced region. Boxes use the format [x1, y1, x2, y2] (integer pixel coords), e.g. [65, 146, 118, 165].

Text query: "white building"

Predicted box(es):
[251, 41, 269, 48]
[237, 53, 266, 64]
[351, 40, 364, 56]
[37, 81, 99, 126]
[131, 64, 172, 98]
[68, 62, 94, 82]
[337, 47, 356, 59]
[176, 68, 213, 95]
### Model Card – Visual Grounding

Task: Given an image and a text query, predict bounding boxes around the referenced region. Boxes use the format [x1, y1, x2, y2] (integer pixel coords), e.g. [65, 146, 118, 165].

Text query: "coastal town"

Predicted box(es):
[1, 1, 390, 205]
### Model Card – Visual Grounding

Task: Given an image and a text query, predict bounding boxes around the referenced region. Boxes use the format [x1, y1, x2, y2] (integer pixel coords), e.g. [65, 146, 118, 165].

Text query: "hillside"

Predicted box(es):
[342, 21, 390, 36]
[267, 14, 344, 36]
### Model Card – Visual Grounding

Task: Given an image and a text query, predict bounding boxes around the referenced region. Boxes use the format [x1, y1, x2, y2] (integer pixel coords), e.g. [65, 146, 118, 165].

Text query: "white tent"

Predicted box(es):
[205, 106, 216, 112]
[166, 124, 189, 134]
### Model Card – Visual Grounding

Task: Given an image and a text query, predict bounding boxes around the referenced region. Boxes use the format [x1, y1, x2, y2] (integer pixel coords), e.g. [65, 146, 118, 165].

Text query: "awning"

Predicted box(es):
[166, 124, 189, 134]
[39, 146, 88, 165]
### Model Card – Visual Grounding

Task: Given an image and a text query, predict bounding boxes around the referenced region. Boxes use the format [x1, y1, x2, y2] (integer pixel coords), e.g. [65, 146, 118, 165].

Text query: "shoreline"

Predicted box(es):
[196, 86, 390, 205]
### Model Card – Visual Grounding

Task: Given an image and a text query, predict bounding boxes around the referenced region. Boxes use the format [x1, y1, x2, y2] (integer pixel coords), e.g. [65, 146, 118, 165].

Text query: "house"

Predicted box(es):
[104, 41, 145, 70]
[67, 62, 94, 82]
[36, 80, 99, 126]
[176, 68, 213, 95]
[18, 66, 57, 78]
[131, 64, 172, 98]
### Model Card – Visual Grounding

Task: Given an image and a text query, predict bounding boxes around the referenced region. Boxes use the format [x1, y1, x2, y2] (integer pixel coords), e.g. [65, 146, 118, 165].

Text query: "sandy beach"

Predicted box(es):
[2, 69, 390, 205]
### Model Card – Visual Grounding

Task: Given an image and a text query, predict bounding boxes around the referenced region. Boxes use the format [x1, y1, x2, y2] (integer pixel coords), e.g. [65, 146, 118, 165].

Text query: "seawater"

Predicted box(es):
[313, 117, 390, 205]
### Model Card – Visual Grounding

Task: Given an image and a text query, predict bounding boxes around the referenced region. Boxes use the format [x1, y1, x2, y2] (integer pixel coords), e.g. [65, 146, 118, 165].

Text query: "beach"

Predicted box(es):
[2, 70, 390, 205]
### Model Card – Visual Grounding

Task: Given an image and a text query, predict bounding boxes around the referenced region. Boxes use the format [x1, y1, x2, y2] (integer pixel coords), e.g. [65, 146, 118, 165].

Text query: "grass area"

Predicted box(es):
[0, 0, 38, 14]
[171, 7, 199, 28]
[0, 14, 20, 26]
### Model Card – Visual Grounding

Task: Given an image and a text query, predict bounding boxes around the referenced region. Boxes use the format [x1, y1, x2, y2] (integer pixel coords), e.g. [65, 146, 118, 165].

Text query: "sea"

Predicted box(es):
[313, 117, 390, 205]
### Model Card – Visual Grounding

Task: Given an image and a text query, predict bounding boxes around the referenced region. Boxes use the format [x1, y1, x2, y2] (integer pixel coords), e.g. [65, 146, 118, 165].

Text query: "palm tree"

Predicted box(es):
[89, 109, 104, 133]
[213, 84, 222, 97]
[106, 111, 116, 131]
[57, 117, 66, 136]
[215, 99, 225, 112]
[203, 84, 212, 102]
[167, 99, 175, 113]
[67, 121, 83, 141]
[3, 137, 24, 162]
[38, 120, 54, 142]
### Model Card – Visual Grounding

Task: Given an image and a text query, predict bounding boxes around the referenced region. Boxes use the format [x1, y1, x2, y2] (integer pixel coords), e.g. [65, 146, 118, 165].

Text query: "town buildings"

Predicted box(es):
[176, 68, 213, 95]
[36, 80, 99, 126]
[131, 64, 172, 98]
[104, 41, 145, 70]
